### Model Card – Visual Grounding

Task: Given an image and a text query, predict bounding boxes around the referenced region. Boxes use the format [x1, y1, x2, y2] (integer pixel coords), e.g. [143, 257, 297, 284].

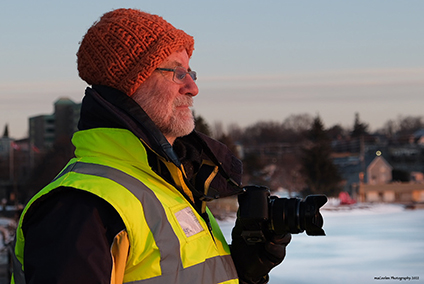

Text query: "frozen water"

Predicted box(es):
[218, 204, 424, 284]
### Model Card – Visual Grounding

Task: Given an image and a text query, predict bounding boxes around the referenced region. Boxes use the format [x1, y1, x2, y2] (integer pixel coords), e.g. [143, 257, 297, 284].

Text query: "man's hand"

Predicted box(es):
[230, 218, 291, 284]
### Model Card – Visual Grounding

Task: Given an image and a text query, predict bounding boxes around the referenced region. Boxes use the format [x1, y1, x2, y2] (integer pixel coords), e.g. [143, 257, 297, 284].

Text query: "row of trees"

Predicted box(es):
[196, 113, 424, 197]
[229, 113, 423, 143]
[199, 113, 424, 149]
[19, 112, 424, 202]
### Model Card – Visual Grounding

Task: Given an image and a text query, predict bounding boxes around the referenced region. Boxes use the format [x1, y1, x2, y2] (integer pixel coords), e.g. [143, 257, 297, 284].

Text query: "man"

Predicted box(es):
[11, 8, 290, 284]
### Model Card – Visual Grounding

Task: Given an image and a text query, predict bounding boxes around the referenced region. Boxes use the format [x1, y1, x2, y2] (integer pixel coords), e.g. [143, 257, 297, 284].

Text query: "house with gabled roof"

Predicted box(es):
[366, 156, 392, 185]
[359, 155, 424, 205]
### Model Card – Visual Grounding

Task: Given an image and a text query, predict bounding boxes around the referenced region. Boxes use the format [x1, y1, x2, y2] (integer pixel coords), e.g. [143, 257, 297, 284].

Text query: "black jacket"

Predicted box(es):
[22, 85, 243, 283]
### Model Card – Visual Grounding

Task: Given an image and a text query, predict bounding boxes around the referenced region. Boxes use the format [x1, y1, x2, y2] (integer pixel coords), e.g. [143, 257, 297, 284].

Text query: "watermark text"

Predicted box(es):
[374, 276, 419, 281]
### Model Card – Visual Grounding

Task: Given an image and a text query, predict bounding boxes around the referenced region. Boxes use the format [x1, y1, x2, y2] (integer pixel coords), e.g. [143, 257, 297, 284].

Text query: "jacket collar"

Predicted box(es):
[78, 85, 243, 199]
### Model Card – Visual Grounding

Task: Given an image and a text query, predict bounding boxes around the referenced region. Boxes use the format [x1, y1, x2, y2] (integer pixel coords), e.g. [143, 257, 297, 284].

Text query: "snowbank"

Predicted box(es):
[218, 204, 424, 284]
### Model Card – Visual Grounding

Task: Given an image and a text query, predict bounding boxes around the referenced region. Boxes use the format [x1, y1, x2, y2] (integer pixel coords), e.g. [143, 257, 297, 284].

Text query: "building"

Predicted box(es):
[359, 183, 424, 204]
[0, 98, 81, 202]
[29, 114, 55, 151]
[29, 97, 80, 153]
[0, 126, 13, 190]
[366, 155, 392, 185]
[54, 98, 80, 142]
[0, 125, 31, 202]
[359, 155, 424, 204]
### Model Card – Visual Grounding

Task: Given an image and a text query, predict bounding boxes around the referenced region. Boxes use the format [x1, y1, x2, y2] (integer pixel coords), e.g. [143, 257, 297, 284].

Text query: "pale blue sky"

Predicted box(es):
[1, 1, 423, 138]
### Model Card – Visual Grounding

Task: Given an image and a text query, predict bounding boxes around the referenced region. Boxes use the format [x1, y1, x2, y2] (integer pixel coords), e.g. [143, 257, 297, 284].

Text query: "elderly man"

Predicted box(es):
[11, 8, 290, 284]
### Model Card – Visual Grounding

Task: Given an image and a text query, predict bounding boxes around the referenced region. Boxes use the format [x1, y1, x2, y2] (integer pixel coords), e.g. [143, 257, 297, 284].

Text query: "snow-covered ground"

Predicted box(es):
[218, 203, 424, 284]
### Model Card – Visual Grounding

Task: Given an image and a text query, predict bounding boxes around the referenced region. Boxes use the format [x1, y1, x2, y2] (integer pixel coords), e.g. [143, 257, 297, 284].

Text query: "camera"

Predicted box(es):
[237, 185, 327, 244]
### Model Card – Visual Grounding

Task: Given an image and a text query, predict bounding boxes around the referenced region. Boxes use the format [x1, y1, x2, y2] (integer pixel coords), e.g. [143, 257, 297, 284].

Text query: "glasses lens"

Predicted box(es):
[174, 67, 187, 82]
[188, 71, 197, 81]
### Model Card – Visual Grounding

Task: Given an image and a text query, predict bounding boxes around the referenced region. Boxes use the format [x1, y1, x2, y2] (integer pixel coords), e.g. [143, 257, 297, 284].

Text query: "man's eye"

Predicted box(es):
[175, 72, 186, 80]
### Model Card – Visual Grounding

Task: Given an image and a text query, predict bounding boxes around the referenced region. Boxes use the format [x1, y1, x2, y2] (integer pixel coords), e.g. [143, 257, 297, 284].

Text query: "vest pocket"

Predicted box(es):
[170, 204, 208, 241]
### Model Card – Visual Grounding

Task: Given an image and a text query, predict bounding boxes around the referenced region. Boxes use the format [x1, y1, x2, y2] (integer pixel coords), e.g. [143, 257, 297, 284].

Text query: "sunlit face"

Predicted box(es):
[132, 50, 199, 145]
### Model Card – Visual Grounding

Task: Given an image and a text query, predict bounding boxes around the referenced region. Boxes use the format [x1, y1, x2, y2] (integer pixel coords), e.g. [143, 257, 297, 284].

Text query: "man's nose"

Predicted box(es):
[180, 76, 199, 96]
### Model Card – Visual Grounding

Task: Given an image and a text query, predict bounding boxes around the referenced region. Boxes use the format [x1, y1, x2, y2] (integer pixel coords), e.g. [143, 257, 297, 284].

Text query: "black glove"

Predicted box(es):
[230, 217, 291, 284]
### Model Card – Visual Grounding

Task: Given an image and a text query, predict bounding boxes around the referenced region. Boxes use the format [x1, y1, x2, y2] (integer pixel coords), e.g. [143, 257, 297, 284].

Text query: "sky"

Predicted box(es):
[1, 0, 423, 139]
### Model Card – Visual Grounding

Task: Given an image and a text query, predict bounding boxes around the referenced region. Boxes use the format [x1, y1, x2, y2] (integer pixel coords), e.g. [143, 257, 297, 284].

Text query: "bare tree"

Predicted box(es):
[212, 121, 224, 140]
[397, 115, 423, 136]
[194, 113, 211, 136]
[282, 113, 313, 134]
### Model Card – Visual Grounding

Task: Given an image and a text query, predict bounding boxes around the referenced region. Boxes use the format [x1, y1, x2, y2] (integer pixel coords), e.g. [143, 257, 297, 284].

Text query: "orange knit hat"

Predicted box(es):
[77, 8, 194, 96]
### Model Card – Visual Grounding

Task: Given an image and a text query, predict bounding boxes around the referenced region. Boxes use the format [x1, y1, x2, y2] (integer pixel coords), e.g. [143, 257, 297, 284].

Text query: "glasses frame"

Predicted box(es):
[156, 66, 197, 84]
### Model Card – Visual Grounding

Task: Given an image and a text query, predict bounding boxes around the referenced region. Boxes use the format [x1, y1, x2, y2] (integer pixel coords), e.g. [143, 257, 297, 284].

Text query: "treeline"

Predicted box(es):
[200, 113, 424, 145]
[196, 113, 424, 197]
[22, 113, 424, 202]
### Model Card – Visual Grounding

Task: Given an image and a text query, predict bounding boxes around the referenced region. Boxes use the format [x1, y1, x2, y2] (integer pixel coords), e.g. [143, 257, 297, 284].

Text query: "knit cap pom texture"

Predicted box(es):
[77, 8, 194, 96]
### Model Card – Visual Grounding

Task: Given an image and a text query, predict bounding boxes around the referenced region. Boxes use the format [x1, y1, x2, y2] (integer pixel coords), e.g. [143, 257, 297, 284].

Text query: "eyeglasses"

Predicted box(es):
[156, 66, 197, 84]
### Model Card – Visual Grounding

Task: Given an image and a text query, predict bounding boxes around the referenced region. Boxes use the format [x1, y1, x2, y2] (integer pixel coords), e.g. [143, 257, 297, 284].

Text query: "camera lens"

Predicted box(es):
[270, 195, 327, 236]
[237, 185, 327, 244]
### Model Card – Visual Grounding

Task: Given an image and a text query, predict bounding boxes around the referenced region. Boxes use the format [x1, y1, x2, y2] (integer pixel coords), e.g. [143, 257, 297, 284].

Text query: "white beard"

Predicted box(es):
[132, 85, 195, 139]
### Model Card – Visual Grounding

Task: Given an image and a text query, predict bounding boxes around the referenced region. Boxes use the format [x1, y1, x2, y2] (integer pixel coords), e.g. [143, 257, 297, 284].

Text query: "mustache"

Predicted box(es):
[174, 96, 193, 107]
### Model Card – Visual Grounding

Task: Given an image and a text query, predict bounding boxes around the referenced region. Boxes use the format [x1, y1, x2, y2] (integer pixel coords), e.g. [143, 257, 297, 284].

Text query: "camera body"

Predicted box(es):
[237, 185, 327, 244]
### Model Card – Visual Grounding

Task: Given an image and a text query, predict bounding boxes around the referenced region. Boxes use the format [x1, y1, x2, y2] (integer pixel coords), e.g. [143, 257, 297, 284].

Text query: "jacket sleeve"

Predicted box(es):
[22, 187, 126, 284]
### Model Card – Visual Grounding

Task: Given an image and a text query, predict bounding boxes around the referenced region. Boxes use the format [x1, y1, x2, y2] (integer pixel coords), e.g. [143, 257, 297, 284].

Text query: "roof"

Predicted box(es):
[367, 155, 393, 171]
[413, 128, 424, 138]
[54, 97, 76, 105]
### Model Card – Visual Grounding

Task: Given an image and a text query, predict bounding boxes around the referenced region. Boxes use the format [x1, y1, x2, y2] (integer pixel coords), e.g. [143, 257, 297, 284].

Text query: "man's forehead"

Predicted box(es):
[168, 60, 182, 66]
[160, 49, 189, 64]
[160, 59, 192, 71]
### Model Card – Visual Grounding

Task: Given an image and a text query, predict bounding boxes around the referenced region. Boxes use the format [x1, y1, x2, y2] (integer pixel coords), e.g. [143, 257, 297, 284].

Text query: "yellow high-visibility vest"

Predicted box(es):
[12, 128, 238, 284]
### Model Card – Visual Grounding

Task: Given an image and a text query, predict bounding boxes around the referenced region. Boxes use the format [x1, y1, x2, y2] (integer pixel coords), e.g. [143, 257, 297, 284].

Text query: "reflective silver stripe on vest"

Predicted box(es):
[57, 162, 238, 284]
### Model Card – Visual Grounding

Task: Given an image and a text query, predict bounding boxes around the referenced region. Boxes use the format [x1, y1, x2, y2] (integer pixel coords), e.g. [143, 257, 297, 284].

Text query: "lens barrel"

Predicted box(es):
[269, 194, 327, 236]
[238, 185, 327, 241]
